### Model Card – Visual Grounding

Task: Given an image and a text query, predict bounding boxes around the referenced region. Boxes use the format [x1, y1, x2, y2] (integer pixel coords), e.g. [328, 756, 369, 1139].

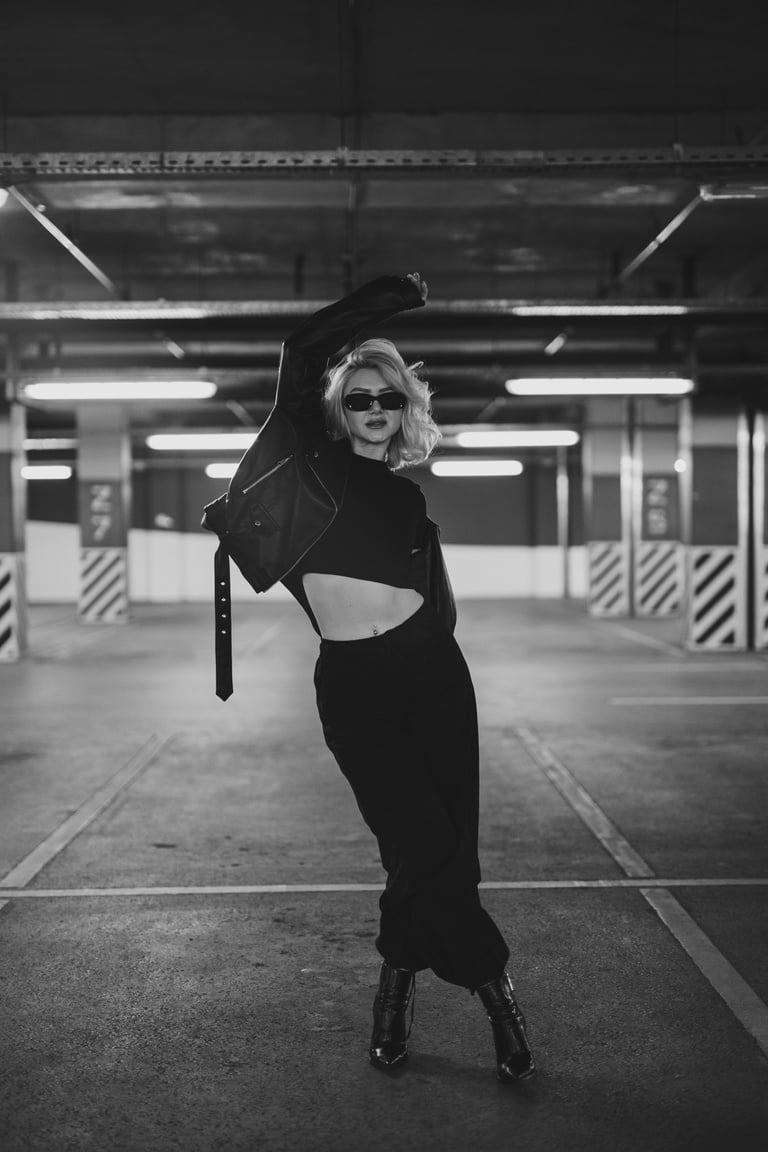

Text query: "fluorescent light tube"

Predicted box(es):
[205, 463, 238, 479]
[505, 377, 694, 396]
[512, 304, 689, 317]
[455, 430, 579, 448]
[23, 438, 78, 450]
[431, 460, 523, 477]
[21, 465, 73, 480]
[148, 433, 256, 450]
[24, 380, 217, 400]
[544, 333, 568, 355]
[699, 183, 768, 201]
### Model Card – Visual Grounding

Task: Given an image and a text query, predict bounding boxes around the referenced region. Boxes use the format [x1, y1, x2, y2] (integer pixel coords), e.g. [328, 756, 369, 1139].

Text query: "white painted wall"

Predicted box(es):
[25, 521, 80, 602]
[26, 521, 587, 603]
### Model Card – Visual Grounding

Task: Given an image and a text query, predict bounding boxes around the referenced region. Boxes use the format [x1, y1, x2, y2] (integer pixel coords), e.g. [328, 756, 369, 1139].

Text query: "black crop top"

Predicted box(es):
[281, 445, 427, 630]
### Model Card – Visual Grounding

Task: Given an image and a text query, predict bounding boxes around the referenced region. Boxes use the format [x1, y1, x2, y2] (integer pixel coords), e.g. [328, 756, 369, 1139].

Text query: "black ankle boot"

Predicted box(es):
[476, 971, 536, 1083]
[369, 962, 415, 1071]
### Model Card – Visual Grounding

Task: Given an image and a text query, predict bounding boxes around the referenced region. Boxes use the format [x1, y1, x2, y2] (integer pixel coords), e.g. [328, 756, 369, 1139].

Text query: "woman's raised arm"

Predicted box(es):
[274, 274, 426, 417]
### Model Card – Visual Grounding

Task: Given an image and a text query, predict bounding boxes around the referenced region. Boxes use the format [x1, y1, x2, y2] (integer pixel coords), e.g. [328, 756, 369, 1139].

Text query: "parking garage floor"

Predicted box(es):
[1, 599, 767, 1152]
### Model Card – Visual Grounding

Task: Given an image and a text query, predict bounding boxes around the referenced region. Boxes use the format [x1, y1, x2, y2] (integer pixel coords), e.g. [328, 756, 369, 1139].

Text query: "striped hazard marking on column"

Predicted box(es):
[587, 541, 629, 616]
[687, 546, 745, 650]
[0, 553, 28, 661]
[78, 548, 128, 623]
[756, 546, 768, 651]
[636, 541, 683, 617]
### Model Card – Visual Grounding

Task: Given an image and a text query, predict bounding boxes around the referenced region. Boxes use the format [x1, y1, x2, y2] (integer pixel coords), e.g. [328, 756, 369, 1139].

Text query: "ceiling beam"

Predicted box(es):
[3, 146, 768, 182]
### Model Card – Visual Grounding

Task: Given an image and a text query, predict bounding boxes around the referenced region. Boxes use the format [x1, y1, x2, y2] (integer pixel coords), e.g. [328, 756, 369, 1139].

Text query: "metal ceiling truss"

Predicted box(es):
[2, 146, 768, 181]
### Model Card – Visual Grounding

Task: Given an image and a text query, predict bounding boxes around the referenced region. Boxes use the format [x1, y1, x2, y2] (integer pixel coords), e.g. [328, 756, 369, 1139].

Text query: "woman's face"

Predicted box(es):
[342, 368, 405, 454]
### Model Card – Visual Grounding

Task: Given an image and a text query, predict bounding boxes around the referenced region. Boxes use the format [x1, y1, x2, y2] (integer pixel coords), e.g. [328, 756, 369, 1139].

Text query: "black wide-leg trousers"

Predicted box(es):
[313, 599, 509, 990]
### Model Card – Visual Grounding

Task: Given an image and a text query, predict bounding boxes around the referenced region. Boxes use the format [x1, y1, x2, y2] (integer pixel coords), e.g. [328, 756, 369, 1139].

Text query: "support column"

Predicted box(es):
[685, 404, 748, 650]
[583, 398, 629, 616]
[76, 404, 130, 624]
[634, 398, 684, 617]
[0, 389, 28, 661]
[556, 445, 570, 599]
[753, 411, 768, 650]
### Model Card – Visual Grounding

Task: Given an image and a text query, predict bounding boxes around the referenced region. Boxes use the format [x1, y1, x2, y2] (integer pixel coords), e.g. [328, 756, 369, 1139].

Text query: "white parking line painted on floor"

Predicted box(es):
[642, 887, 768, 1055]
[513, 726, 655, 878]
[514, 726, 768, 1060]
[625, 662, 768, 672]
[611, 696, 768, 706]
[1, 878, 768, 899]
[597, 621, 685, 657]
[0, 733, 173, 890]
[1, 884, 385, 898]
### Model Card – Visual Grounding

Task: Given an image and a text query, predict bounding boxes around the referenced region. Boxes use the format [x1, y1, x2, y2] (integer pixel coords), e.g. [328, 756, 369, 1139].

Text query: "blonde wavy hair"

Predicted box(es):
[322, 338, 441, 470]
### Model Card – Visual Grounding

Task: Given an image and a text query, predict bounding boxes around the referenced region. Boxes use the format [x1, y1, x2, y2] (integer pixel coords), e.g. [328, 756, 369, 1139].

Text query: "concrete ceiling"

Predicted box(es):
[2, 0, 768, 438]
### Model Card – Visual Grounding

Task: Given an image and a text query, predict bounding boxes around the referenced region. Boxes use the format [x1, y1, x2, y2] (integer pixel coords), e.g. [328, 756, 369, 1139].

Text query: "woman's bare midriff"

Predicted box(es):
[302, 573, 424, 640]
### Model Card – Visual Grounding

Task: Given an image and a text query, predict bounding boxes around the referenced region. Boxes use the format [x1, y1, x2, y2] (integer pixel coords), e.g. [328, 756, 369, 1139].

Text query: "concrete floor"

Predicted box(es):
[1, 599, 767, 1152]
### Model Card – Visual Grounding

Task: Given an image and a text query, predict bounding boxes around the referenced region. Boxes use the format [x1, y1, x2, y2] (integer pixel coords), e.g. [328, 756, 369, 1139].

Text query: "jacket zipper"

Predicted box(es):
[241, 454, 292, 495]
[276, 455, 339, 583]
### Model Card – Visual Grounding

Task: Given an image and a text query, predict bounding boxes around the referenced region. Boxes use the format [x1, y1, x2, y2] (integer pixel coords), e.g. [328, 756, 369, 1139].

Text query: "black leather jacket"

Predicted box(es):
[203, 275, 457, 697]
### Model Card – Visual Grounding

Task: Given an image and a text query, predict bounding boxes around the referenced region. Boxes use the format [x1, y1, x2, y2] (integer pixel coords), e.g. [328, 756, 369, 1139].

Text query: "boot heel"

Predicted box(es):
[476, 971, 536, 1083]
[369, 962, 415, 1071]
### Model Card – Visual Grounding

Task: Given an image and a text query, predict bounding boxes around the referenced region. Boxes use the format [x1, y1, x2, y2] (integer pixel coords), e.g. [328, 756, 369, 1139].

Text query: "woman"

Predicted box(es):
[206, 273, 535, 1083]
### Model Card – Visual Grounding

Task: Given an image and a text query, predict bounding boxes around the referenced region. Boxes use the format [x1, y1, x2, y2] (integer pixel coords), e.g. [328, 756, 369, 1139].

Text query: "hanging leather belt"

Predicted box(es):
[214, 542, 233, 700]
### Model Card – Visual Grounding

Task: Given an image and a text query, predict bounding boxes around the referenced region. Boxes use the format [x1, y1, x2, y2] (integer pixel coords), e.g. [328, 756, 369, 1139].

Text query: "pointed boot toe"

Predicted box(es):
[369, 1040, 409, 1070]
[368, 962, 415, 1072]
[477, 972, 536, 1083]
[498, 1049, 536, 1082]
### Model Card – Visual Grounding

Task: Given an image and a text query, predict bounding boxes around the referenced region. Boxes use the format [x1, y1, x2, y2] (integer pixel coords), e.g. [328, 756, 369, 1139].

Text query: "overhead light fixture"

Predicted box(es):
[699, 183, 768, 201]
[505, 377, 694, 396]
[148, 432, 256, 451]
[23, 437, 79, 450]
[455, 430, 579, 448]
[512, 304, 689, 317]
[544, 333, 568, 355]
[430, 460, 524, 477]
[205, 463, 238, 479]
[21, 465, 73, 480]
[23, 380, 217, 401]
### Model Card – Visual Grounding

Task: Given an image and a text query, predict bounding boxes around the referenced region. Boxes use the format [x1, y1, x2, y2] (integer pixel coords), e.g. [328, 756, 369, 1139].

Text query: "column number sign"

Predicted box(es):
[79, 481, 125, 547]
[641, 475, 679, 541]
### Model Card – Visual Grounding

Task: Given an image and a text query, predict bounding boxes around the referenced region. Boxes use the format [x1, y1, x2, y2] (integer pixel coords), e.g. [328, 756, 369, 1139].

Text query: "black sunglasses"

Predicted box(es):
[342, 390, 407, 412]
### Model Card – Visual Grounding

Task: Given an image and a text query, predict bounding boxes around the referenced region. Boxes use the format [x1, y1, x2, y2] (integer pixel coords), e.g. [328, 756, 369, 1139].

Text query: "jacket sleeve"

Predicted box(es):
[274, 275, 425, 419]
[409, 518, 457, 635]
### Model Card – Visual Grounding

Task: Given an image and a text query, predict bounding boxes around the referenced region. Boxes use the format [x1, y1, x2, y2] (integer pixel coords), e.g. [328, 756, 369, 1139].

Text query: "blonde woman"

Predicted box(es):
[214, 273, 535, 1082]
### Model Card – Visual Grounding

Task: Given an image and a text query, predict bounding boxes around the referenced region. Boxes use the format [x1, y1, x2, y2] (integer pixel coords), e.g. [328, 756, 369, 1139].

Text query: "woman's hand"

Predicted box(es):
[406, 272, 428, 303]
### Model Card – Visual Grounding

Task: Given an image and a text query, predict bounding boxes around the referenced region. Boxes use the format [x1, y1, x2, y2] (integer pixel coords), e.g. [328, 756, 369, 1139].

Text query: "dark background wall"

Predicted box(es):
[412, 461, 564, 546]
[26, 475, 77, 523]
[691, 447, 739, 546]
